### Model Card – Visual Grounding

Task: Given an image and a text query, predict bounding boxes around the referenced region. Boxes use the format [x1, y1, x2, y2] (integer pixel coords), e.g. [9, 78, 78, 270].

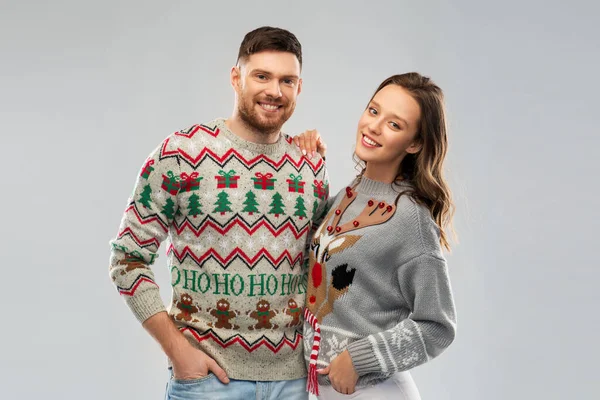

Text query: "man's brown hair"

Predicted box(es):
[237, 26, 302, 68]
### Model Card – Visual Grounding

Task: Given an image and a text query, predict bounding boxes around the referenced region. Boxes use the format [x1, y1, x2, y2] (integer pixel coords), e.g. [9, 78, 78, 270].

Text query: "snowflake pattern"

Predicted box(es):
[259, 192, 270, 202]
[325, 334, 350, 362]
[188, 140, 198, 153]
[389, 326, 424, 368]
[390, 325, 414, 349]
[259, 232, 269, 244]
[303, 325, 314, 355]
[401, 351, 421, 368]
[154, 190, 166, 201]
[202, 191, 216, 202]
[231, 232, 243, 245]
[271, 240, 281, 253]
[282, 233, 293, 248]
[205, 233, 216, 245]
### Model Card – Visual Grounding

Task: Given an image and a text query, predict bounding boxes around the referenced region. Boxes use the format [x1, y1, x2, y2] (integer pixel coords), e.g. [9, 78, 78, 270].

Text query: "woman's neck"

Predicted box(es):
[363, 162, 401, 183]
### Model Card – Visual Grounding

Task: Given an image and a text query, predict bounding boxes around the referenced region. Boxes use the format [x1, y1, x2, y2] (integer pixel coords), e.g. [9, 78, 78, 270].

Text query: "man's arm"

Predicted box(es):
[143, 312, 229, 383]
[108, 135, 228, 383]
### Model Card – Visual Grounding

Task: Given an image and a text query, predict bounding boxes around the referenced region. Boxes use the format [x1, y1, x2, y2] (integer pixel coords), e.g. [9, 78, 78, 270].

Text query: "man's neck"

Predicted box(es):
[225, 114, 281, 145]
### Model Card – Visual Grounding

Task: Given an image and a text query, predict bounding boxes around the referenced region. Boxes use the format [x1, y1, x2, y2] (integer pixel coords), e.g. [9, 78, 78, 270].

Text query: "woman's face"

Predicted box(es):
[355, 84, 422, 174]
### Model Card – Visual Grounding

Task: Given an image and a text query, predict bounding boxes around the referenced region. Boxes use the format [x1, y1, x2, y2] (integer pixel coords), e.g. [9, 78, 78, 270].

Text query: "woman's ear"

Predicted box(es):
[406, 139, 422, 154]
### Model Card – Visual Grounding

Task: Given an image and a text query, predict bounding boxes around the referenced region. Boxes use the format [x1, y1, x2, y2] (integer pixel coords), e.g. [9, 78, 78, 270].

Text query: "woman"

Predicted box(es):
[294, 72, 457, 399]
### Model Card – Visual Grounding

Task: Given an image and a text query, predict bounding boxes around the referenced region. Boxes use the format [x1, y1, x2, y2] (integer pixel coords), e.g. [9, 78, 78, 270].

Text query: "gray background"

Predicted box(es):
[1, 0, 598, 399]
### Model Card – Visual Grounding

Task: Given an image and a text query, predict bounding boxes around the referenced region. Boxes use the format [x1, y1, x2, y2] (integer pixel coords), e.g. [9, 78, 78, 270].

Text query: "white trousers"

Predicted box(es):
[317, 371, 421, 400]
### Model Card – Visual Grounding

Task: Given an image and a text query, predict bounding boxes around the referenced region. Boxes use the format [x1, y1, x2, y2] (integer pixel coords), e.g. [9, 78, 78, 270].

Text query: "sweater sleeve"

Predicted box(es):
[304, 164, 332, 269]
[108, 138, 180, 323]
[346, 254, 457, 376]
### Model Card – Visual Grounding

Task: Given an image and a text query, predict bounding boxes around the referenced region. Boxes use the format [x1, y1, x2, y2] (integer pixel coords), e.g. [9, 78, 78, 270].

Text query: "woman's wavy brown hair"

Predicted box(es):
[354, 72, 455, 250]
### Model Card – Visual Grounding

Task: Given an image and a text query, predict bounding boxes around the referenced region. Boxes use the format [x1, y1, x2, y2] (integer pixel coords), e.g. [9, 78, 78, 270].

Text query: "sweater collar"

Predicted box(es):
[355, 175, 411, 196]
[212, 118, 287, 155]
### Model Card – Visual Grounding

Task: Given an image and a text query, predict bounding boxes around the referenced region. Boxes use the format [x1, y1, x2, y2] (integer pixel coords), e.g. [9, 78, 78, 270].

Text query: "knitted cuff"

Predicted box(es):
[346, 337, 382, 375]
[125, 287, 167, 323]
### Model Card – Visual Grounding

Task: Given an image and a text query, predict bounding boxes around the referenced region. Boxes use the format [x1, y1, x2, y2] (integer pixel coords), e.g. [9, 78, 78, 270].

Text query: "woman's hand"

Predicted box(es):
[317, 350, 359, 394]
[292, 129, 327, 159]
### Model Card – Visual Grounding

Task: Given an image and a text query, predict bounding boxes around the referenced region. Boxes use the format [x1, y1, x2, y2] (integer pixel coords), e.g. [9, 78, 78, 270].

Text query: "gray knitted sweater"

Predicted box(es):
[303, 176, 457, 388]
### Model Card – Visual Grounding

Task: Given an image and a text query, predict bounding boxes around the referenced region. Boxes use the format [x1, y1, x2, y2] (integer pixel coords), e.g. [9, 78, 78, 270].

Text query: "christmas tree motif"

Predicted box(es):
[242, 191, 260, 215]
[213, 191, 233, 215]
[312, 199, 319, 215]
[187, 193, 203, 218]
[269, 192, 286, 217]
[139, 184, 153, 209]
[161, 198, 176, 220]
[294, 196, 307, 220]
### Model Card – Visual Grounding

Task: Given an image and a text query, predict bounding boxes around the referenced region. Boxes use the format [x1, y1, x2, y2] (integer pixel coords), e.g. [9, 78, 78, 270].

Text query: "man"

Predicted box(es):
[109, 26, 329, 399]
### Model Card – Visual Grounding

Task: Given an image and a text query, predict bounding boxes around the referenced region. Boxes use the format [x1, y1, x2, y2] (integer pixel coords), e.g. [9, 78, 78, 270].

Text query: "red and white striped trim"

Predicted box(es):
[304, 307, 321, 395]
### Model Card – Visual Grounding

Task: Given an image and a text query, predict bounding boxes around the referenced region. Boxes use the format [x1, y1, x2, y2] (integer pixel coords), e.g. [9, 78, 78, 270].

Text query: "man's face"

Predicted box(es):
[232, 50, 302, 135]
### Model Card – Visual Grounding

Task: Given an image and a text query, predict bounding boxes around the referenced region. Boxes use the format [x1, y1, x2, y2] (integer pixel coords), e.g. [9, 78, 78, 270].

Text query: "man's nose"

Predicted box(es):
[264, 80, 282, 99]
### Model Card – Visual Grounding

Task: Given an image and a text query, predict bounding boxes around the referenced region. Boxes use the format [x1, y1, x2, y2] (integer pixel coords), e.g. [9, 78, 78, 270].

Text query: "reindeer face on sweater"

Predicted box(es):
[306, 187, 396, 322]
[307, 232, 359, 321]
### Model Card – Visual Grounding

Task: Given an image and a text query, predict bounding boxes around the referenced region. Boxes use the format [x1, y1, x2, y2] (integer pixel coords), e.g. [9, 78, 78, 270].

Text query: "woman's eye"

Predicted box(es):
[390, 122, 401, 129]
[369, 108, 377, 115]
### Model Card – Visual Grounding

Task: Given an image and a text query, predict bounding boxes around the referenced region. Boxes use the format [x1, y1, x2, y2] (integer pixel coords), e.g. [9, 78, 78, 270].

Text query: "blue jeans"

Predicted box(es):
[165, 370, 308, 400]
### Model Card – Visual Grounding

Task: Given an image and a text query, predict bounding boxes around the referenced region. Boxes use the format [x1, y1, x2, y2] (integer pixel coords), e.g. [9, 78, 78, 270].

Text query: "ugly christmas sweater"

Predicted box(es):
[109, 118, 329, 381]
[303, 177, 456, 393]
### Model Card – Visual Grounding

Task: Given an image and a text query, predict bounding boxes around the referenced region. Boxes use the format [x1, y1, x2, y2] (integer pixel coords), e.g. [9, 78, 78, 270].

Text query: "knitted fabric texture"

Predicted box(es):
[303, 176, 456, 392]
[109, 118, 329, 381]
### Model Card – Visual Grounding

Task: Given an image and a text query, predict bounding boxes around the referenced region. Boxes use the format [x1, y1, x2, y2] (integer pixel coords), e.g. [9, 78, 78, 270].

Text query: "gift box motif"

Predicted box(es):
[312, 180, 329, 200]
[161, 171, 180, 195]
[215, 169, 240, 189]
[286, 174, 305, 193]
[179, 172, 203, 193]
[253, 172, 276, 190]
[140, 159, 154, 179]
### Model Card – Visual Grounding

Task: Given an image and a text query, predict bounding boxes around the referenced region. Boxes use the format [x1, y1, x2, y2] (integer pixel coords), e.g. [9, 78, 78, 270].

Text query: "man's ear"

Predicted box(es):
[230, 66, 242, 92]
[297, 77, 303, 96]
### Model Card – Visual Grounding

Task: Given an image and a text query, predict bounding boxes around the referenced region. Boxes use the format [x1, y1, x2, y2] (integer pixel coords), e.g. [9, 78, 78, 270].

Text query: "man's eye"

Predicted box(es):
[283, 79, 294, 85]
[257, 75, 266, 80]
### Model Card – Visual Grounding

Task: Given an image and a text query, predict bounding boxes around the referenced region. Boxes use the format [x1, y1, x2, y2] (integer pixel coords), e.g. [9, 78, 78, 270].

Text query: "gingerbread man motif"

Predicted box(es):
[173, 293, 200, 322]
[117, 256, 148, 275]
[247, 299, 278, 330]
[207, 299, 240, 330]
[284, 298, 303, 328]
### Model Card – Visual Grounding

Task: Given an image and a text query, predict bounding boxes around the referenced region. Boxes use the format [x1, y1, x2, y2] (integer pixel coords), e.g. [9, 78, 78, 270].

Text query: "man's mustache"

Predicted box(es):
[257, 96, 287, 106]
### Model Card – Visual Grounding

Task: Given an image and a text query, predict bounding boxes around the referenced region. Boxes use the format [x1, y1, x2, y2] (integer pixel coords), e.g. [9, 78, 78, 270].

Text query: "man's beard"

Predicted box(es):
[238, 94, 296, 135]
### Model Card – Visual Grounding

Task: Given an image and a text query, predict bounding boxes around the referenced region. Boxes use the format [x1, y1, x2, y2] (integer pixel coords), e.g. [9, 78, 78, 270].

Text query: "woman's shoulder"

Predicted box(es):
[393, 193, 444, 259]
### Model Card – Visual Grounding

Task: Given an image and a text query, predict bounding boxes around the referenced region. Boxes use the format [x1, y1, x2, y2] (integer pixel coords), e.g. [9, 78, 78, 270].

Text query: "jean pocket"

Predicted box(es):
[172, 373, 215, 385]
